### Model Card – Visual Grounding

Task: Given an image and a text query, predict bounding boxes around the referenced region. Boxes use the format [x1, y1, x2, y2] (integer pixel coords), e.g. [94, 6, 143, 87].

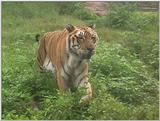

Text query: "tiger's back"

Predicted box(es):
[37, 30, 68, 72]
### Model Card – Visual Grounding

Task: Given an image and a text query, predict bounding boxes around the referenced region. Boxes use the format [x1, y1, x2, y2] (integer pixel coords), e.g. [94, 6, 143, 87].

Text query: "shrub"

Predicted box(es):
[127, 12, 159, 31]
[2, 40, 158, 120]
[105, 2, 137, 28]
[55, 2, 78, 15]
[119, 31, 159, 78]
[90, 41, 158, 105]
[100, 2, 158, 32]
[55, 2, 98, 21]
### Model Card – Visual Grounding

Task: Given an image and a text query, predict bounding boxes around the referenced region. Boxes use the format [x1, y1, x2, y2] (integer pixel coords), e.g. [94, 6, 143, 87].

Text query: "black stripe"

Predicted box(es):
[72, 38, 75, 46]
[77, 39, 80, 44]
[72, 44, 79, 47]
[46, 59, 51, 66]
[37, 60, 44, 70]
[68, 35, 71, 49]
[77, 70, 83, 80]
[63, 66, 70, 77]
[77, 75, 87, 87]
[37, 56, 43, 66]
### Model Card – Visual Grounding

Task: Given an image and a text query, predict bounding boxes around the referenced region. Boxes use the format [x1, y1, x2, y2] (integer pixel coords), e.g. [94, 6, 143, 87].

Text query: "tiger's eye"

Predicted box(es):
[91, 36, 95, 39]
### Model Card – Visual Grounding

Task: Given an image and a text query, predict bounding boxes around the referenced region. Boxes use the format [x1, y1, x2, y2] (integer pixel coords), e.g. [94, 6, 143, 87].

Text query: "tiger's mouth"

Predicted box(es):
[70, 48, 96, 60]
[86, 54, 92, 59]
[81, 50, 95, 60]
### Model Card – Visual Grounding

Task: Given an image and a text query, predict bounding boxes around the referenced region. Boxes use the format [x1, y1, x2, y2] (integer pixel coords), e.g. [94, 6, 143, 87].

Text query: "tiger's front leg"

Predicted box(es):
[79, 77, 92, 103]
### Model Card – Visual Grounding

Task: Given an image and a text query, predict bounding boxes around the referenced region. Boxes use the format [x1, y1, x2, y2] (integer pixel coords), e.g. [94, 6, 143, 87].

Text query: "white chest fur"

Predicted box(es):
[62, 54, 88, 87]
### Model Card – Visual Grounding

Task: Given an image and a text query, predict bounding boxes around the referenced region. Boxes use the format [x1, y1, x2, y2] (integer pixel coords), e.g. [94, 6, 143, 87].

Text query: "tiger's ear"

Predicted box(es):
[66, 24, 75, 33]
[88, 23, 96, 29]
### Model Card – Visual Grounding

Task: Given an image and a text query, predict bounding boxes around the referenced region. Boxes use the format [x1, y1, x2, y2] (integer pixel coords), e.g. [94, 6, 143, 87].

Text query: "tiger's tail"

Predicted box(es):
[36, 35, 47, 71]
[35, 34, 40, 43]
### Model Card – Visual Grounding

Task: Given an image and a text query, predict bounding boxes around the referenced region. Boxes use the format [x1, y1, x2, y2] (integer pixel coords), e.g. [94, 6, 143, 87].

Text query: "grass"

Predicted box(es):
[2, 2, 159, 120]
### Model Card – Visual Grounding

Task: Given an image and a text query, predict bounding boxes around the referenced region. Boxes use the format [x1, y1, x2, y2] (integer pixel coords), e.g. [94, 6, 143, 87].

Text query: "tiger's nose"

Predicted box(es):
[87, 48, 95, 54]
[87, 48, 94, 52]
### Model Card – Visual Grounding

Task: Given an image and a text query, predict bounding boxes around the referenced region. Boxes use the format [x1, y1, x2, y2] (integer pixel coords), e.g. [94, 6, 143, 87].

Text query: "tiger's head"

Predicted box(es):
[66, 24, 99, 60]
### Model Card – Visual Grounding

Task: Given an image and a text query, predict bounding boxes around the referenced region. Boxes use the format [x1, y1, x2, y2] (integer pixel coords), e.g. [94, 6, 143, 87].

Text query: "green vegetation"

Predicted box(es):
[55, 2, 98, 20]
[2, 2, 159, 120]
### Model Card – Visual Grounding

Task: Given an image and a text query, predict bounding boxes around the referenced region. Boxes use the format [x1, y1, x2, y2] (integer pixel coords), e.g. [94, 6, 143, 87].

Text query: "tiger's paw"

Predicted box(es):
[79, 95, 92, 104]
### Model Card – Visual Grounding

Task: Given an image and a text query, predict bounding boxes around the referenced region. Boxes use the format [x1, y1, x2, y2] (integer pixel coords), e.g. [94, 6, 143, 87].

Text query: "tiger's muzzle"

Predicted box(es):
[82, 48, 96, 59]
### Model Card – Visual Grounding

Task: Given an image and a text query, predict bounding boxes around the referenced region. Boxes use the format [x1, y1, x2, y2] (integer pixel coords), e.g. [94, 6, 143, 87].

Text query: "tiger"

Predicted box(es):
[36, 24, 99, 102]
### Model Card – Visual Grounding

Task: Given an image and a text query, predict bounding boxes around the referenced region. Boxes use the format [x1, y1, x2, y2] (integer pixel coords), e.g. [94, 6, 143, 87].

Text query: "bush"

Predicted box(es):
[2, 39, 159, 120]
[98, 2, 158, 32]
[119, 31, 159, 78]
[91, 41, 158, 105]
[55, 2, 98, 21]
[105, 2, 137, 28]
[55, 2, 79, 15]
[127, 12, 159, 31]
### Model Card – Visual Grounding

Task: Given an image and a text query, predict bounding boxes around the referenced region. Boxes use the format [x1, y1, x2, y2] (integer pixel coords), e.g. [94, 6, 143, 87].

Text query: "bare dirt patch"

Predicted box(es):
[85, 2, 108, 16]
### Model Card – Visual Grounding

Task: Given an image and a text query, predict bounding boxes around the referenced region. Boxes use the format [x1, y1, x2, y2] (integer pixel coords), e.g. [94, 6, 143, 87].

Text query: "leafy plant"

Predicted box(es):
[105, 2, 137, 28]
